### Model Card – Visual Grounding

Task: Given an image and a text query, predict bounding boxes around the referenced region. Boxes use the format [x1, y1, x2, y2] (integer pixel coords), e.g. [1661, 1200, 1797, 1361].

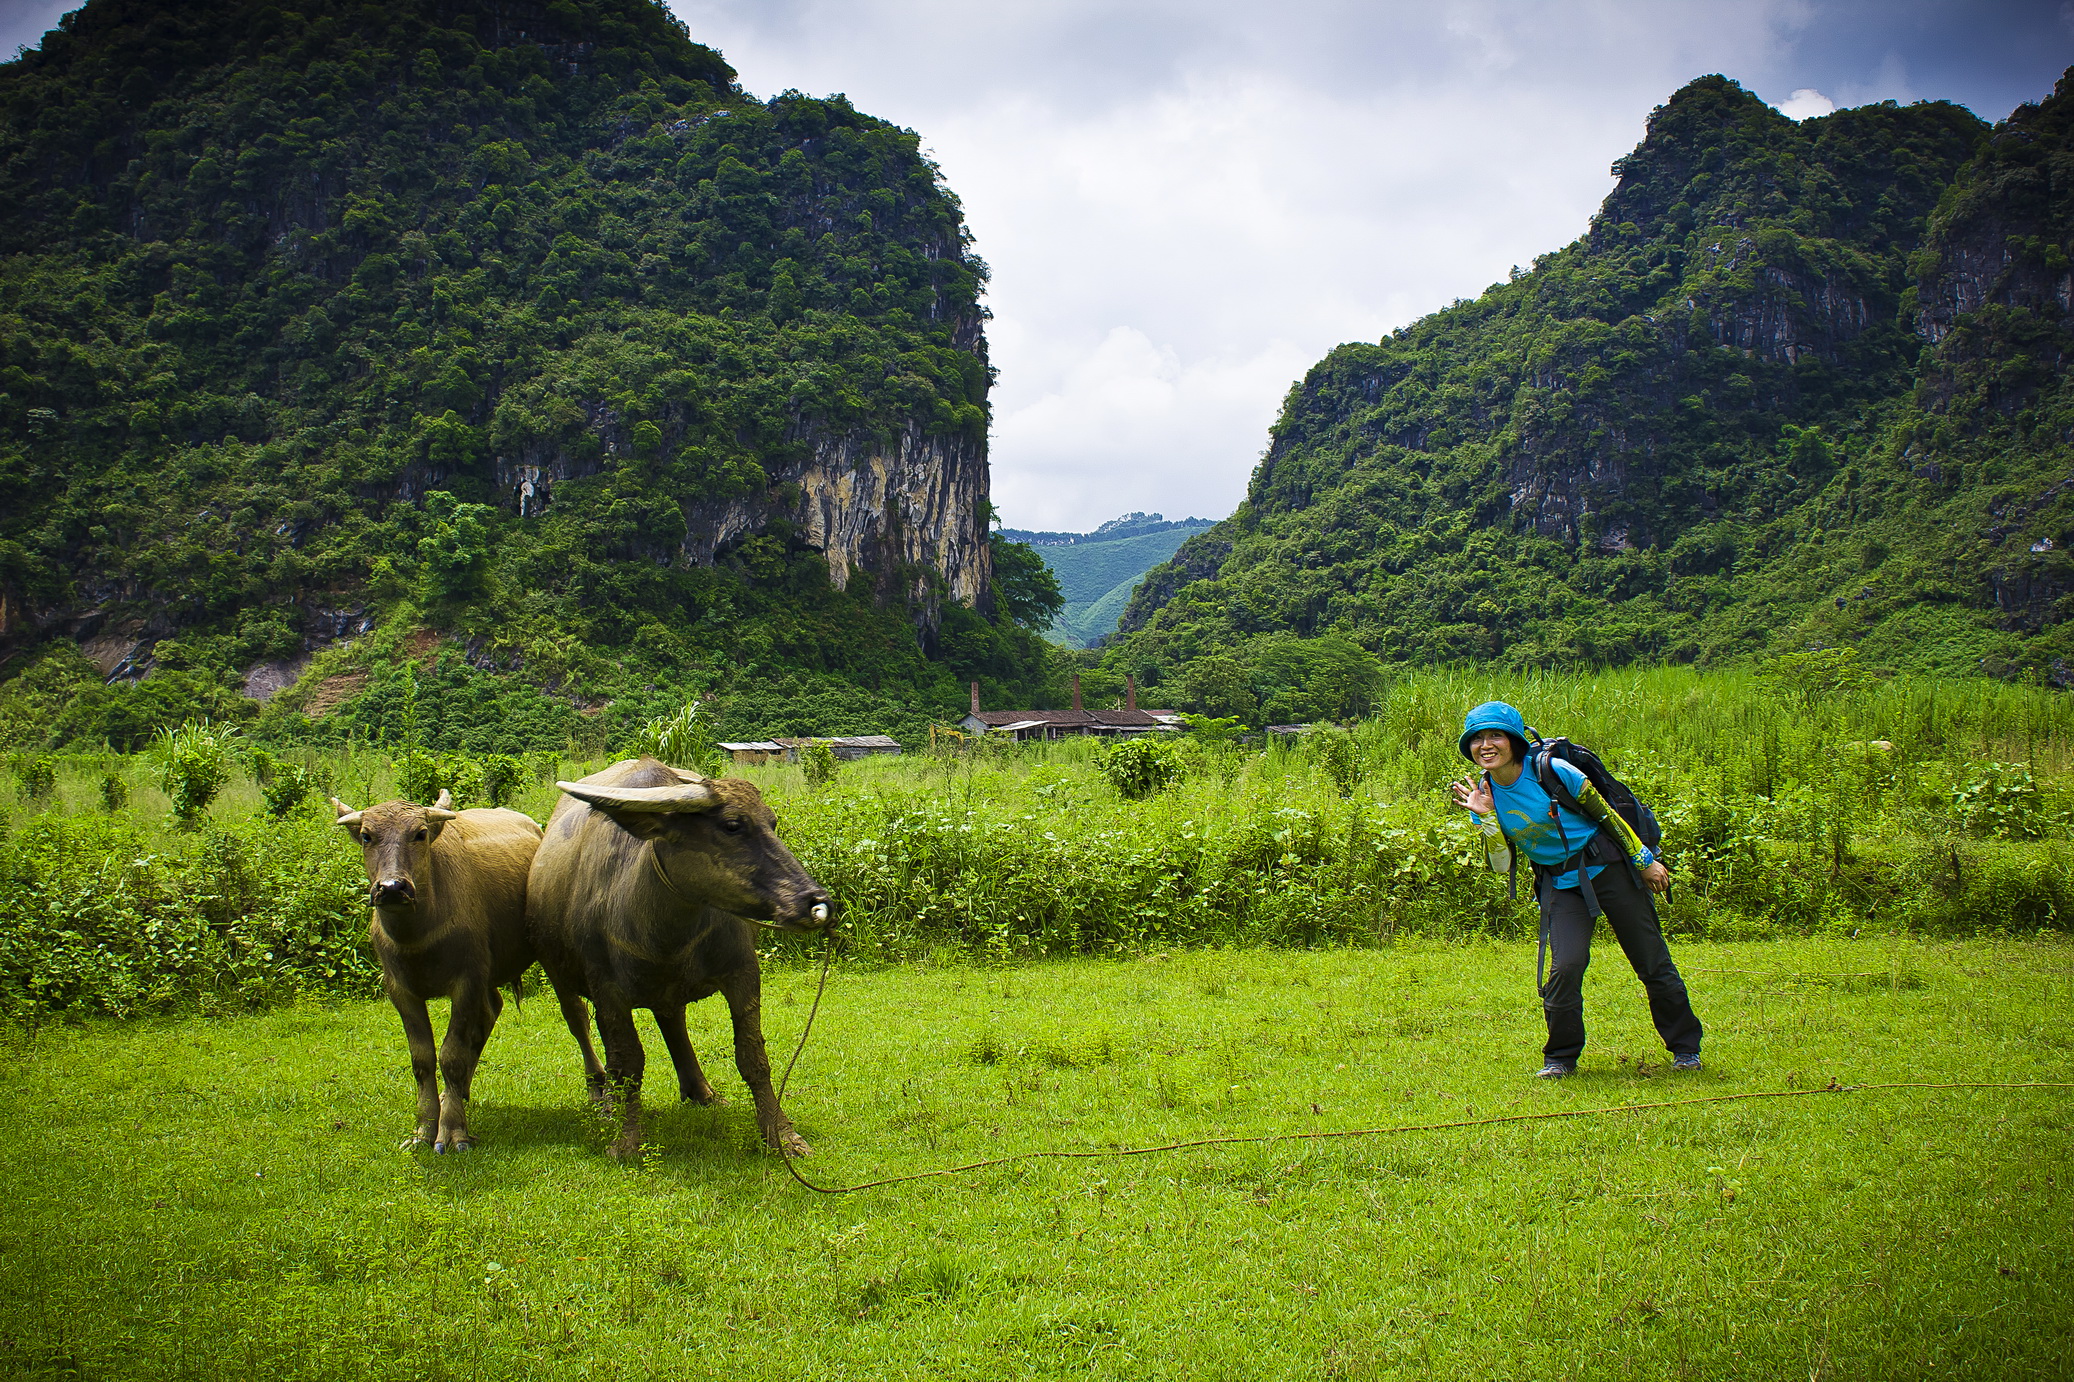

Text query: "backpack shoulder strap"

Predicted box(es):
[1533, 743, 1580, 813]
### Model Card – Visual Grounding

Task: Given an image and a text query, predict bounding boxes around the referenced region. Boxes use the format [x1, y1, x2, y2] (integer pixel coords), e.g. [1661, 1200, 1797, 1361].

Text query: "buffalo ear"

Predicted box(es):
[592, 804, 676, 842]
[331, 798, 363, 833]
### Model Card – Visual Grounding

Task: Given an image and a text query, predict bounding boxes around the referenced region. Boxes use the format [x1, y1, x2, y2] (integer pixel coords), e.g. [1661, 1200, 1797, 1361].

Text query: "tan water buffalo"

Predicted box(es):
[332, 790, 543, 1152]
[526, 757, 833, 1159]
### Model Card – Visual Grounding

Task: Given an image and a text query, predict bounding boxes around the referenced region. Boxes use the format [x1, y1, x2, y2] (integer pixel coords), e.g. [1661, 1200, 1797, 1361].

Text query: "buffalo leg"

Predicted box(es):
[654, 1004, 723, 1105]
[717, 964, 809, 1157]
[433, 979, 498, 1153]
[387, 984, 440, 1149]
[592, 1000, 647, 1159]
[554, 986, 609, 1105]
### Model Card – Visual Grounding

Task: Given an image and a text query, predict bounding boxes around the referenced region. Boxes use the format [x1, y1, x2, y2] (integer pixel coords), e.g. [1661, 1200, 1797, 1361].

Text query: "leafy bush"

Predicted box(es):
[394, 750, 443, 806]
[13, 756, 55, 800]
[1951, 762, 2045, 840]
[801, 742, 838, 789]
[478, 754, 526, 808]
[261, 766, 313, 819]
[0, 812, 378, 1021]
[1097, 735, 1184, 800]
[1307, 729, 1364, 797]
[393, 750, 499, 808]
[153, 721, 237, 829]
[99, 774, 128, 812]
[625, 700, 721, 776]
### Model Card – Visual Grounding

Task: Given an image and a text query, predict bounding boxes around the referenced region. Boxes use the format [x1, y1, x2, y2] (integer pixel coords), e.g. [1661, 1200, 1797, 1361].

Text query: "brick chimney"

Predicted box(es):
[1126, 674, 1137, 711]
[970, 681, 981, 715]
[1072, 673, 1083, 712]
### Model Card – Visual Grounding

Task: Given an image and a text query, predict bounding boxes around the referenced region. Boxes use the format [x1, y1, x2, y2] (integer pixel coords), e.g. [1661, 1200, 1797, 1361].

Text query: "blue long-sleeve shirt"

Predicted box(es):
[1473, 757, 1654, 890]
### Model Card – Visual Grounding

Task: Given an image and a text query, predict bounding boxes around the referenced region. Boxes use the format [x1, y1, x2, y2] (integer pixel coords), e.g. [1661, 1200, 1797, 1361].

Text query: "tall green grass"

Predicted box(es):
[3, 666, 2071, 1019]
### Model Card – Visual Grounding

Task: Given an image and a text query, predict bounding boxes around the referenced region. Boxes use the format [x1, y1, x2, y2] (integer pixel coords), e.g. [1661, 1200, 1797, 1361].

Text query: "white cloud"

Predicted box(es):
[1777, 86, 1836, 118]
[990, 326, 1316, 525]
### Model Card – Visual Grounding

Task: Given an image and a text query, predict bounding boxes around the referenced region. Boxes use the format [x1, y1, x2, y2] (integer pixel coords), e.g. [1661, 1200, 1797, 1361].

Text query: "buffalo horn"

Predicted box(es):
[331, 798, 363, 830]
[557, 780, 719, 813]
[432, 789, 454, 812]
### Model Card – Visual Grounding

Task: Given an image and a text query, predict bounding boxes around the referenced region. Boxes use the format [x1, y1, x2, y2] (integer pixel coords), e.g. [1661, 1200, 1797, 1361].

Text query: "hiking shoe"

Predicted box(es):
[1672, 1053, 1702, 1072]
[1534, 1061, 1576, 1079]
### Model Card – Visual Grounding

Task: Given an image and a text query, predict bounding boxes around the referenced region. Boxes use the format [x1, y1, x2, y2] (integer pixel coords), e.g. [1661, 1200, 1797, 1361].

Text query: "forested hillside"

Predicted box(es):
[0, 0, 1065, 751]
[1110, 72, 2074, 723]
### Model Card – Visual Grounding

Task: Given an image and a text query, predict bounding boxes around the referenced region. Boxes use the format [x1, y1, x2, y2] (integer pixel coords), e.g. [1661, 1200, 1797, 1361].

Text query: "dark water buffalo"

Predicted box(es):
[332, 790, 543, 1151]
[526, 757, 833, 1159]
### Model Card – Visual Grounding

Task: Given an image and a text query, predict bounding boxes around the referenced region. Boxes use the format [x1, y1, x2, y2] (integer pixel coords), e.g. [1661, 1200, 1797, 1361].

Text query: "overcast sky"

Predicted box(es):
[5, 0, 2069, 532]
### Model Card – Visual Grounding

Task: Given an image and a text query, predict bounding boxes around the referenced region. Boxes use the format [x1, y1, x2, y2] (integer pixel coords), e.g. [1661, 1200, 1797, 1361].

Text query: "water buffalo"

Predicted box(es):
[332, 790, 543, 1152]
[526, 757, 833, 1159]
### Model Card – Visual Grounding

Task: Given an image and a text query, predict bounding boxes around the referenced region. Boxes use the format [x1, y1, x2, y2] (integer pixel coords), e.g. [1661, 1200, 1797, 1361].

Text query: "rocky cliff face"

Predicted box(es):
[496, 418, 992, 616]
[1914, 69, 2074, 410]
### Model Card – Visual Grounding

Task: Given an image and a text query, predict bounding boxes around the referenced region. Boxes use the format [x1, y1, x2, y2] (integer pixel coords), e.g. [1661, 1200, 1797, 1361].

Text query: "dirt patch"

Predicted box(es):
[404, 629, 441, 661]
[300, 671, 369, 719]
[241, 653, 312, 702]
[81, 628, 145, 677]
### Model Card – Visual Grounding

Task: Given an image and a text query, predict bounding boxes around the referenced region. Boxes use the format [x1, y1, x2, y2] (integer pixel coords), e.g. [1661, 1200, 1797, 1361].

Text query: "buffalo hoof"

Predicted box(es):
[399, 1135, 431, 1152]
[681, 1088, 725, 1107]
[774, 1129, 812, 1159]
[434, 1137, 474, 1154]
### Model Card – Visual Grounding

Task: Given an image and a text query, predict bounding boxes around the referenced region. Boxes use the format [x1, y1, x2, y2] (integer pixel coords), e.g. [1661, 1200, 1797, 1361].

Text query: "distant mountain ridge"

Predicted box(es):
[1000, 512, 1213, 548]
[999, 513, 1216, 648]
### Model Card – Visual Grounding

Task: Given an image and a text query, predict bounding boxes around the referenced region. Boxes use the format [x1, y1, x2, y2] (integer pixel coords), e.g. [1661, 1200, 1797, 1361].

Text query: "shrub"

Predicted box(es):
[801, 742, 838, 788]
[394, 749, 498, 807]
[99, 773, 127, 812]
[1951, 761, 2045, 839]
[153, 720, 236, 829]
[624, 699, 720, 776]
[478, 753, 525, 807]
[395, 749, 442, 805]
[1307, 728, 1364, 797]
[14, 756, 55, 799]
[261, 765, 312, 818]
[1098, 735, 1183, 800]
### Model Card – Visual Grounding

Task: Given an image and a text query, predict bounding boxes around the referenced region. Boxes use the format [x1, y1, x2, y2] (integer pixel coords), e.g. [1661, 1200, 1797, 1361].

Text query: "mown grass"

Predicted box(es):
[2, 937, 2068, 1380]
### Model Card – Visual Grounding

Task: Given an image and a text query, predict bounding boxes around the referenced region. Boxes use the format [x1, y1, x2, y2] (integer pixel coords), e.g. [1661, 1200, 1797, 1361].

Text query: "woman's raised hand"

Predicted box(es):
[1449, 775, 1493, 816]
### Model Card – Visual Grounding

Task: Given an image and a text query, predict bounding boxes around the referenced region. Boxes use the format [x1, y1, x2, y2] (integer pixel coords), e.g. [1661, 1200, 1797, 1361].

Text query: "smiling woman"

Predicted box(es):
[1451, 700, 1698, 1080]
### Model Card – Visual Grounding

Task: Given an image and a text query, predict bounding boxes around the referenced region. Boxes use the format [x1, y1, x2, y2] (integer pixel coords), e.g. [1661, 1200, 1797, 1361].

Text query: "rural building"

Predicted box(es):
[780, 735, 904, 761]
[960, 677, 1181, 741]
[722, 737, 905, 765]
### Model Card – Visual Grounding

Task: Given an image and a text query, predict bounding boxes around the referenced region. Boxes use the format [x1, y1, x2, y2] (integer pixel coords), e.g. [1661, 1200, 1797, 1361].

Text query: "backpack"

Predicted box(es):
[1527, 737, 1661, 856]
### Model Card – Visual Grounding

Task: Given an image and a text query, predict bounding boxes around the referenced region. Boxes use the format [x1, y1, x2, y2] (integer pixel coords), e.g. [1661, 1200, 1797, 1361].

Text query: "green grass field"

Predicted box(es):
[2, 938, 2068, 1380]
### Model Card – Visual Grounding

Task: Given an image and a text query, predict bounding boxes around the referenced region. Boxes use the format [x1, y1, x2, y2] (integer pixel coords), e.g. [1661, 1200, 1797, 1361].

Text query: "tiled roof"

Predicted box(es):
[965, 708, 1166, 728]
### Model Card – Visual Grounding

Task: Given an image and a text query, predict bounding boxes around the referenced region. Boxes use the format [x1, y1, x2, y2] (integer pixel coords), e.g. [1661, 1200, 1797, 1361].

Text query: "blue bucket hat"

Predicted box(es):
[1458, 701, 1531, 762]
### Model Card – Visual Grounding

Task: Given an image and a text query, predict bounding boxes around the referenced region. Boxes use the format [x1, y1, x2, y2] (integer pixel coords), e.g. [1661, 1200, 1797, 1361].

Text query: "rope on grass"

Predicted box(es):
[780, 1077, 2074, 1196]
[769, 944, 2070, 1196]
